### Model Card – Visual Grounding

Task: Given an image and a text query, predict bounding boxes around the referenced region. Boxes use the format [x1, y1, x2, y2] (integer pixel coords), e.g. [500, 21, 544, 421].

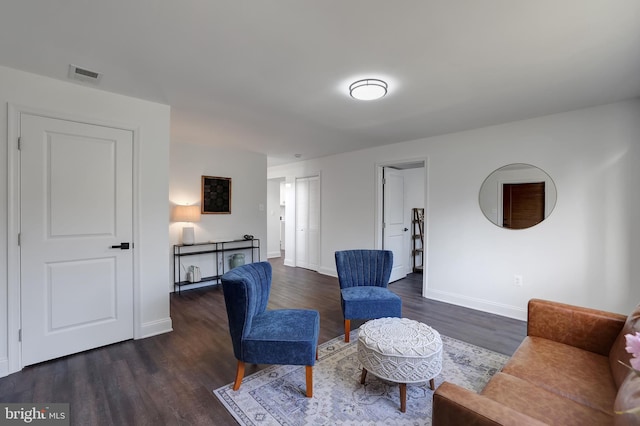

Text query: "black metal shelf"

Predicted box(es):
[175, 275, 220, 286]
[173, 239, 260, 294]
[412, 208, 424, 273]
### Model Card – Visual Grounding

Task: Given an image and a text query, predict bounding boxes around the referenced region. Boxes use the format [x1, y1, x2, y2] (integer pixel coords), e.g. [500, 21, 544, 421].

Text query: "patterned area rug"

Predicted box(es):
[213, 331, 509, 425]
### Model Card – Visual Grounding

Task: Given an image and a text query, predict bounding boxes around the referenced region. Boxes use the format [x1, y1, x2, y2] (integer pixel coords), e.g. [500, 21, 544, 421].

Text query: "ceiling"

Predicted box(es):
[1, 1, 639, 167]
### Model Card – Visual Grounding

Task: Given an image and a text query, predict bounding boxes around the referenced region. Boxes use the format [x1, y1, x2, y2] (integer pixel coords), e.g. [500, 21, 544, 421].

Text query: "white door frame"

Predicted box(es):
[6, 104, 141, 375]
[374, 158, 429, 295]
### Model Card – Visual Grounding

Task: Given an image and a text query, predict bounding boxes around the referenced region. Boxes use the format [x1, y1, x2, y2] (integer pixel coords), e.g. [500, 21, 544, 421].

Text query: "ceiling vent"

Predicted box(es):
[68, 64, 102, 84]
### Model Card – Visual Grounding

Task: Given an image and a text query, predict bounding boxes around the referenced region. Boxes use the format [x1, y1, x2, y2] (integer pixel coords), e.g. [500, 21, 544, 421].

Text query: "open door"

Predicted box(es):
[383, 168, 407, 282]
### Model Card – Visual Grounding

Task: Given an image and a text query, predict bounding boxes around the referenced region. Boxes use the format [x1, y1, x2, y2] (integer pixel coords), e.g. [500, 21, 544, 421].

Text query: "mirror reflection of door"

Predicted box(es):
[502, 182, 545, 229]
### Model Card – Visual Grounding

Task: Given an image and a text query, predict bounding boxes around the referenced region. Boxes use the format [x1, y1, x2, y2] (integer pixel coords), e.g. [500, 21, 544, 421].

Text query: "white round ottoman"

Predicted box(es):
[357, 317, 443, 412]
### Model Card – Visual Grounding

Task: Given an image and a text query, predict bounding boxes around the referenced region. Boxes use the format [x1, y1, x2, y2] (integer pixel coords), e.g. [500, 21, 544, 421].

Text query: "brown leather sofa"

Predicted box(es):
[433, 298, 640, 425]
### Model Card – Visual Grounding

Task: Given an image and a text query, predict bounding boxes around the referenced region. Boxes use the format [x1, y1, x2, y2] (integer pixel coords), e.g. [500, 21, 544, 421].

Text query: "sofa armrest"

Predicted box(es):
[433, 382, 546, 426]
[527, 298, 626, 356]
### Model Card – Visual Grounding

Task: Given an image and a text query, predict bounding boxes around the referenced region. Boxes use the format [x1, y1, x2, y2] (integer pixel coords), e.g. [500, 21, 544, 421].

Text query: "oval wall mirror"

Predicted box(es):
[479, 163, 557, 229]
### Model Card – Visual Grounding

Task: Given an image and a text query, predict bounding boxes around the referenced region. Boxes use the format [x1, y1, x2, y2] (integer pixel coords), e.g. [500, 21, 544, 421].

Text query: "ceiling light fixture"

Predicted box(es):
[349, 79, 388, 101]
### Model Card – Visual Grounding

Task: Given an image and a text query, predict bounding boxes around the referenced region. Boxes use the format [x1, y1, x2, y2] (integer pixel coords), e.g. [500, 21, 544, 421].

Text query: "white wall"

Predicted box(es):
[0, 65, 172, 377]
[269, 99, 640, 320]
[169, 142, 267, 290]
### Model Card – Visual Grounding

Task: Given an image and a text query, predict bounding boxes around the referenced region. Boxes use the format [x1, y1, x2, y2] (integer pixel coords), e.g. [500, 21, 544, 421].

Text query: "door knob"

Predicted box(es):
[403, 228, 409, 232]
[110, 242, 130, 250]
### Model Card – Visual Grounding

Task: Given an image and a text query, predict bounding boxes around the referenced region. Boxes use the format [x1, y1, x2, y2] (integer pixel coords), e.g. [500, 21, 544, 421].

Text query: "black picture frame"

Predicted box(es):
[201, 176, 231, 214]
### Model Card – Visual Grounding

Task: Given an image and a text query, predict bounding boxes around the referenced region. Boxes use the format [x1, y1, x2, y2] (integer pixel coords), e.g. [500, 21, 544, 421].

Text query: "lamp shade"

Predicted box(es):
[173, 205, 201, 223]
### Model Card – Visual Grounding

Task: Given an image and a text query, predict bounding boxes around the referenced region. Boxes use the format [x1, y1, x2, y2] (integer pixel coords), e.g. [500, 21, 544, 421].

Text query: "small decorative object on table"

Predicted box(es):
[230, 253, 245, 269]
[187, 265, 201, 283]
[617, 331, 640, 417]
[624, 332, 640, 370]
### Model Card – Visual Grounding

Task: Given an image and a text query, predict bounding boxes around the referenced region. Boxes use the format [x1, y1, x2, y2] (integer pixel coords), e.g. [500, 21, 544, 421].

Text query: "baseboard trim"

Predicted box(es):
[0, 357, 8, 378]
[317, 266, 336, 277]
[267, 251, 281, 259]
[426, 289, 526, 321]
[138, 317, 173, 339]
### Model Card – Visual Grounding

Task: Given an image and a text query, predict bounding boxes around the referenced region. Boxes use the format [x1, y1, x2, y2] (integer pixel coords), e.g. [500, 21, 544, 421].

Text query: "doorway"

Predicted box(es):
[295, 175, 320, 271]
[376, 160, 426, 291]
[266, 178, 285, 258]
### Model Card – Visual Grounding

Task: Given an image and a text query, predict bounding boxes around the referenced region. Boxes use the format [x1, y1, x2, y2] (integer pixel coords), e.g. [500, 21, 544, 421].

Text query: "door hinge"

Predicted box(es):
[17, 137, 21, 150]
[382, 178, 386, 185]
[18, 329, 22, 342]
[18, 233, 21, 246]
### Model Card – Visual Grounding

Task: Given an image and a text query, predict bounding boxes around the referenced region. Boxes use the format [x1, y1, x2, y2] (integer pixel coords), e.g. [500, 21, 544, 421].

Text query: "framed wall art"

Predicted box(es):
[201, 176, 231, 214]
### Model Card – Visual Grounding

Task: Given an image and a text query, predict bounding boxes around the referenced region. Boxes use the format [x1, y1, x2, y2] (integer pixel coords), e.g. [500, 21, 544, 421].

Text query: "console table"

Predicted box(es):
[173, 239, 260, 294]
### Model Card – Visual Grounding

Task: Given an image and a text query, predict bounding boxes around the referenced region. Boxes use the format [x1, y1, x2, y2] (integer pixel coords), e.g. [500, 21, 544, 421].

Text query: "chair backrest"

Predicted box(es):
[221, 262, 272, 360]
[334, 249, 393, 289]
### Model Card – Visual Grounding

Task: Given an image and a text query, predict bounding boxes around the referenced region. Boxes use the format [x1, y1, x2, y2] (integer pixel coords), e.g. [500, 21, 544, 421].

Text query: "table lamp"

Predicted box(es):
[173, 205, 201, 245]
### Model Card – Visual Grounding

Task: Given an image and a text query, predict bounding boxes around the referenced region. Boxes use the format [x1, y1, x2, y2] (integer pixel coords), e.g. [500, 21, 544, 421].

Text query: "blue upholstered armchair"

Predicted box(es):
[221, 262, 320, 397]
[334, 250, 402, 342]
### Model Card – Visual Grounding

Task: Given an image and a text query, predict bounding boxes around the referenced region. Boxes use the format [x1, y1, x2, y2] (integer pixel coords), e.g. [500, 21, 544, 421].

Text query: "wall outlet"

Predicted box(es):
[514, 275, 524, 287]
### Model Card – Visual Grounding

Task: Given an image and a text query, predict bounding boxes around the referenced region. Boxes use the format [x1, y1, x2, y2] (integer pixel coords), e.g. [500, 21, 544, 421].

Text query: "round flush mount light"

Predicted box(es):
[349, 79, 388, 101]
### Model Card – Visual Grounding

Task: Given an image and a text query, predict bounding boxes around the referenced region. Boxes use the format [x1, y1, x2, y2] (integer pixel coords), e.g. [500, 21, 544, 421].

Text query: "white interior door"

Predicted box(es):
[295, 175, 319, 271]
[295, 178, 309, 267]
[383, 168, 407, 282]
[20, 113, 134, 366]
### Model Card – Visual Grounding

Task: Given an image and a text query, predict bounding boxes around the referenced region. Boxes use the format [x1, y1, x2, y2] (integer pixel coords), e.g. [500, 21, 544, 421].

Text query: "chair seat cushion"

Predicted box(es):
[243, 309, 319, 366]
[341, 286, 402, 320]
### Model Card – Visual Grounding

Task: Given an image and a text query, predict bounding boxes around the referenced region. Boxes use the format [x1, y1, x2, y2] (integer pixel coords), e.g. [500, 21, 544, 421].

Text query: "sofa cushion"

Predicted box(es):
[502, 336, 617, 414]
[434, 381, 548, 426]
[614, 370, 640, 426]
[610, 304, 640, 388]
[528, 299, 626, 356]
[482, 372, 613, 425]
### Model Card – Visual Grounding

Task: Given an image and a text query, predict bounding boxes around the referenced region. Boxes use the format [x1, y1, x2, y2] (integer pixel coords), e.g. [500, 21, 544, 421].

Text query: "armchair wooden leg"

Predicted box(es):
[344, 319, 351, 342]
[233, 361, 245, 391]
[305, 365, 313, 398]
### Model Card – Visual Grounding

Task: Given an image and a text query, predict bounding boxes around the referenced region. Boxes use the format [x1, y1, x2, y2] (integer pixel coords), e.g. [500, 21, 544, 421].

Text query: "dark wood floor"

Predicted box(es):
[0, 256, 526, 425]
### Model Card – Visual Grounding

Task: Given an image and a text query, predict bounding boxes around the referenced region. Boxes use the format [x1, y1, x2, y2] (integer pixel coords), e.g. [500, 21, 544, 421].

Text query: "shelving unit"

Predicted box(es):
[173, 239, 260, 294]
[412, 208, 424, 273]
